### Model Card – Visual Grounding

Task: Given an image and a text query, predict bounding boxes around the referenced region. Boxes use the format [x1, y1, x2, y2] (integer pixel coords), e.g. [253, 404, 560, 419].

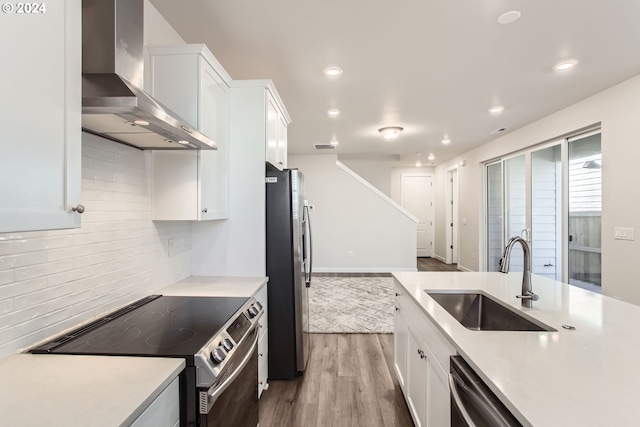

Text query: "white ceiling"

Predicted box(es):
[149, 0, 640, 166]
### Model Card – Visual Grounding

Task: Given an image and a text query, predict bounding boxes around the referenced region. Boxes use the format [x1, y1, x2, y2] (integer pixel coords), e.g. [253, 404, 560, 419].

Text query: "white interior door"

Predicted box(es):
[401, 174, 433, 257]
[446, 169, 459, 264]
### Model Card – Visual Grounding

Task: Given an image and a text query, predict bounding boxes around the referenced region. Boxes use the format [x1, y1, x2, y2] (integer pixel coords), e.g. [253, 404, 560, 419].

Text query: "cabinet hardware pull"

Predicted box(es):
[72, 205, 85, 214]
[202, 208, 208, 213]
[259, 353, 264, 357]
[395, 292, 400, 296]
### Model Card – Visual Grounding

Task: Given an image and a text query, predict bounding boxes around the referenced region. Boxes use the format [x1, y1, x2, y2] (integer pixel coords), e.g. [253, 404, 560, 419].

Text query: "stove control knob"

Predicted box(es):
[248, 305, 259, 318]
[221, 338, 234, 352]
[211, 347, 228, 364]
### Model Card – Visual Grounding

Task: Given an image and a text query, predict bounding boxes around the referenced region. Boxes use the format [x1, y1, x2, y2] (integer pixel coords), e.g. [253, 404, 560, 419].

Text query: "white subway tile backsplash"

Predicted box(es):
[0, 136, 192, 358]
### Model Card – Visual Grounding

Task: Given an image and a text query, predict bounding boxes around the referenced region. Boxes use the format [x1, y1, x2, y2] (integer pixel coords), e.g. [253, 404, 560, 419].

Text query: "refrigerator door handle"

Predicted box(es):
[304, 201, 313, 288]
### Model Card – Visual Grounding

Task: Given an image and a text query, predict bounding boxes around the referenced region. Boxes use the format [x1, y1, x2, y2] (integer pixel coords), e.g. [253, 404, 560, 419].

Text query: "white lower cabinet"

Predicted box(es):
[394, 283, 454, 427]
[393, 303, 409, 392]
[258, 329, 269, 398]
[130, 376, 180, 427]
[255, 284, 269, 398]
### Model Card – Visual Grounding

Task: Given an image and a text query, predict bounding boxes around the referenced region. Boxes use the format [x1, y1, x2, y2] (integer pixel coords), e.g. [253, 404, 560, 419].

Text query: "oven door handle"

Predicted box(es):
[204, 326, 259, 411]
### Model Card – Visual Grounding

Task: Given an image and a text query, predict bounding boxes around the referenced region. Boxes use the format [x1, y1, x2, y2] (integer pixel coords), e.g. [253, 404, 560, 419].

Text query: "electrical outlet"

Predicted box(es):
[168, 238, 176, 256]
[614, 227, 635, 241]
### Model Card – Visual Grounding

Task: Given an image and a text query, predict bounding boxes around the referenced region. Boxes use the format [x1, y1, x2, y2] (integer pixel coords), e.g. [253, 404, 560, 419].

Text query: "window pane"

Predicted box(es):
[486, 163, 502, 271]
[531, 145, 562, 280]
[504, 155, 526, 271]
[568, 133, 602, 292]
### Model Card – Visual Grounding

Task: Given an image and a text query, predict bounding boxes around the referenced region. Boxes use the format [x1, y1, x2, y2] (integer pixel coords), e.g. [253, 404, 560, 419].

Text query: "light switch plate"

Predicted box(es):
[614, 227, 635, 241]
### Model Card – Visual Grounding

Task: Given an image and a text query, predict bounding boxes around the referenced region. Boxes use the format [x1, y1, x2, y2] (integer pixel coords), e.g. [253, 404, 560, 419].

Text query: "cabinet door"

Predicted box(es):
[130, 377, 180, 427]
[0, 0, 81, 233]
[427, 362, 450, 426]
[266, 97, 280, 168]
[277, 114, 288, 169]
[199, 61, 229, 219]
[258, 329, 269, 398]
[394, 304, 409, 392]
[407, 330, 428, 427]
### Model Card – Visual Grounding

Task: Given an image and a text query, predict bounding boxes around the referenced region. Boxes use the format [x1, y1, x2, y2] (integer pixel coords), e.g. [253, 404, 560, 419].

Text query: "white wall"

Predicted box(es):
[433, 73, 640, 304]
[338, 157, 393, 196]
[288, 154, 417, 272]
[191, 84, 267, 276]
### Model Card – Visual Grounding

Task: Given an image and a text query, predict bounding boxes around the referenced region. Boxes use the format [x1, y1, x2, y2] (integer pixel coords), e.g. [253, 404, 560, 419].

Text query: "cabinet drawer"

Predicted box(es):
[255, 284, 268, 336]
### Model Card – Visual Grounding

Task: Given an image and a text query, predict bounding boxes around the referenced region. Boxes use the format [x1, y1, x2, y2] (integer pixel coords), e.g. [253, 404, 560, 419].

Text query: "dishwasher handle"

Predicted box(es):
[449, 372, 478, 427]
[449, 356, 523, 427]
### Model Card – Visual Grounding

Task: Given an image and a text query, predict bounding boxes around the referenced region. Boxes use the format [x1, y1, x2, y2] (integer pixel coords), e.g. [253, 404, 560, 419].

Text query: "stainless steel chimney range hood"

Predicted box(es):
[81, 0, 216, 150]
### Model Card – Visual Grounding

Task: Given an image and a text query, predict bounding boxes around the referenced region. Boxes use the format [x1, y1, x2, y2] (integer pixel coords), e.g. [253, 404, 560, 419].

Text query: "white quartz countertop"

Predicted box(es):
[392, 271, 640, 427]
[0, 354, 184, 427]
[159, 276, 268, 297]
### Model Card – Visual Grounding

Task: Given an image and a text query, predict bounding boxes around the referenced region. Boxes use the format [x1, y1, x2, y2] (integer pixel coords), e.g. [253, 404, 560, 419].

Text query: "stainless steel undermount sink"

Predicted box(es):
[425, 290, 556, 332]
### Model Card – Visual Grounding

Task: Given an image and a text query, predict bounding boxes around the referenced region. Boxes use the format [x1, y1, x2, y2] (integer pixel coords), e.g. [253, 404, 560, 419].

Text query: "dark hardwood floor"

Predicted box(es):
[259, 334, 414, 427]
[417, 257, 458, 272]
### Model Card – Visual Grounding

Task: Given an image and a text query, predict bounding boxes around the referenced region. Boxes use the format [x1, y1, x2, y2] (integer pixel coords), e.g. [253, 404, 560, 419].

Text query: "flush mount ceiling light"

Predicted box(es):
[441, 135, 451, 145]
[489, 105, 504, 115]
[415, 160, 422, 167]
[498, 10, 521, 24]
[323, 66, 343, 78]
[327, 108, 340, 118]
[330, 138, 339, 146]
[427, 153, 435, 161]
[378, 126, 404, 140]
[554, 59, 578, 72]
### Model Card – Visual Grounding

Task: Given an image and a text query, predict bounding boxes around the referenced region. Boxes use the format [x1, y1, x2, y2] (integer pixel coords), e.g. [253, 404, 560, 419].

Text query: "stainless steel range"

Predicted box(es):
[30, 295, 263, 427]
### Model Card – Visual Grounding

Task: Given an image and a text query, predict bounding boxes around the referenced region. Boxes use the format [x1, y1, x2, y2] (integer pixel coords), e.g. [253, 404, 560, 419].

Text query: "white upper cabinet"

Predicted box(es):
[147, 44, 230, 220]
[266, 93, 289, 170]
[0, 0, 82, 232]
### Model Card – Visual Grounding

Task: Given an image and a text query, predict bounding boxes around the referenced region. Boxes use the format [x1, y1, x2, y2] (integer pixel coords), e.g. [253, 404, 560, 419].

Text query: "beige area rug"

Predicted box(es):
[309, 276, 394, 333]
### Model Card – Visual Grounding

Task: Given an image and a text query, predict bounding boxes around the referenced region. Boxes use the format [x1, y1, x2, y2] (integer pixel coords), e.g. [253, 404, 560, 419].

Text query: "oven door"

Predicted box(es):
[199, 326, 259, 427]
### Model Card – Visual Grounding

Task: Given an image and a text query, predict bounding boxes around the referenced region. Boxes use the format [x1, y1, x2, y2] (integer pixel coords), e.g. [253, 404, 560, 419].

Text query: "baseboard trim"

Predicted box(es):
[457, 264, 474, 272]
[433, 254, 446, 263]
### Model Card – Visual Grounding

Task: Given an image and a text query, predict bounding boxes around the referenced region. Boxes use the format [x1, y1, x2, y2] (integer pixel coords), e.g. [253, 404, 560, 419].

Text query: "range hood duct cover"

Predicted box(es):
[81, 0, 216, 150]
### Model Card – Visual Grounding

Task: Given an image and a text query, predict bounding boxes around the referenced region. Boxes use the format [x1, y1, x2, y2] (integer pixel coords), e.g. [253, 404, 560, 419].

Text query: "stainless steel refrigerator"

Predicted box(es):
[266, 165, 312, 379]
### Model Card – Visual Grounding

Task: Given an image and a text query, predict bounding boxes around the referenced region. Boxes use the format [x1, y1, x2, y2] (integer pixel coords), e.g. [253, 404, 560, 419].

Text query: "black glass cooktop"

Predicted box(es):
[31, 295, 249, 361]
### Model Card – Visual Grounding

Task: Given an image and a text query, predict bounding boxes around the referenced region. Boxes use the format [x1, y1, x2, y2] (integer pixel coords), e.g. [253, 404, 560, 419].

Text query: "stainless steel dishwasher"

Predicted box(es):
[449, 356, 523, 427]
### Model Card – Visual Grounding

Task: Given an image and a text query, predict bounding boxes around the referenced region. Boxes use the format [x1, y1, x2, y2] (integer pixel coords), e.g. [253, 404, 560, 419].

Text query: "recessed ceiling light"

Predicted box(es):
[553, 59, 578, 72]
[323, 66, 343, 77]
[441, 136, 451, 145]
[498, 10, 521, 24]
[378, 126, 403, 140]
[327, 108, 340, 117]
[133, 120, 149, 126]
[489, 106, 504, 115]
[427, 153, 435, 161]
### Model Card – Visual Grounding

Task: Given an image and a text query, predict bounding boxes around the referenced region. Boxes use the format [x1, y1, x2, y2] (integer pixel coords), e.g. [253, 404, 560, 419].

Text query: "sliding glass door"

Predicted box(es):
[568, 133, 602, 291]
[485, 131, 601, 290]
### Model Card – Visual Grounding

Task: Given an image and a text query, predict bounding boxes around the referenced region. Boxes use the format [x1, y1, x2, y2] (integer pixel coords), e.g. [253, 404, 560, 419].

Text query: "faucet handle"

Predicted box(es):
[517, 292, 539, 301]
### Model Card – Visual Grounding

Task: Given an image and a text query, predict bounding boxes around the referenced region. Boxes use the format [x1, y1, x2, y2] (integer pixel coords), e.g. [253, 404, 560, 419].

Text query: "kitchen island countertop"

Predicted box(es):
[393, 271, 640, 427]
[0, 354, 184, 427]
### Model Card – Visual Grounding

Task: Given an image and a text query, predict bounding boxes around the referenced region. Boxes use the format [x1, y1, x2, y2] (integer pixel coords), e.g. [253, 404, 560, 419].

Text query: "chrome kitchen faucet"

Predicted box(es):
[499, 236, 539, 308]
